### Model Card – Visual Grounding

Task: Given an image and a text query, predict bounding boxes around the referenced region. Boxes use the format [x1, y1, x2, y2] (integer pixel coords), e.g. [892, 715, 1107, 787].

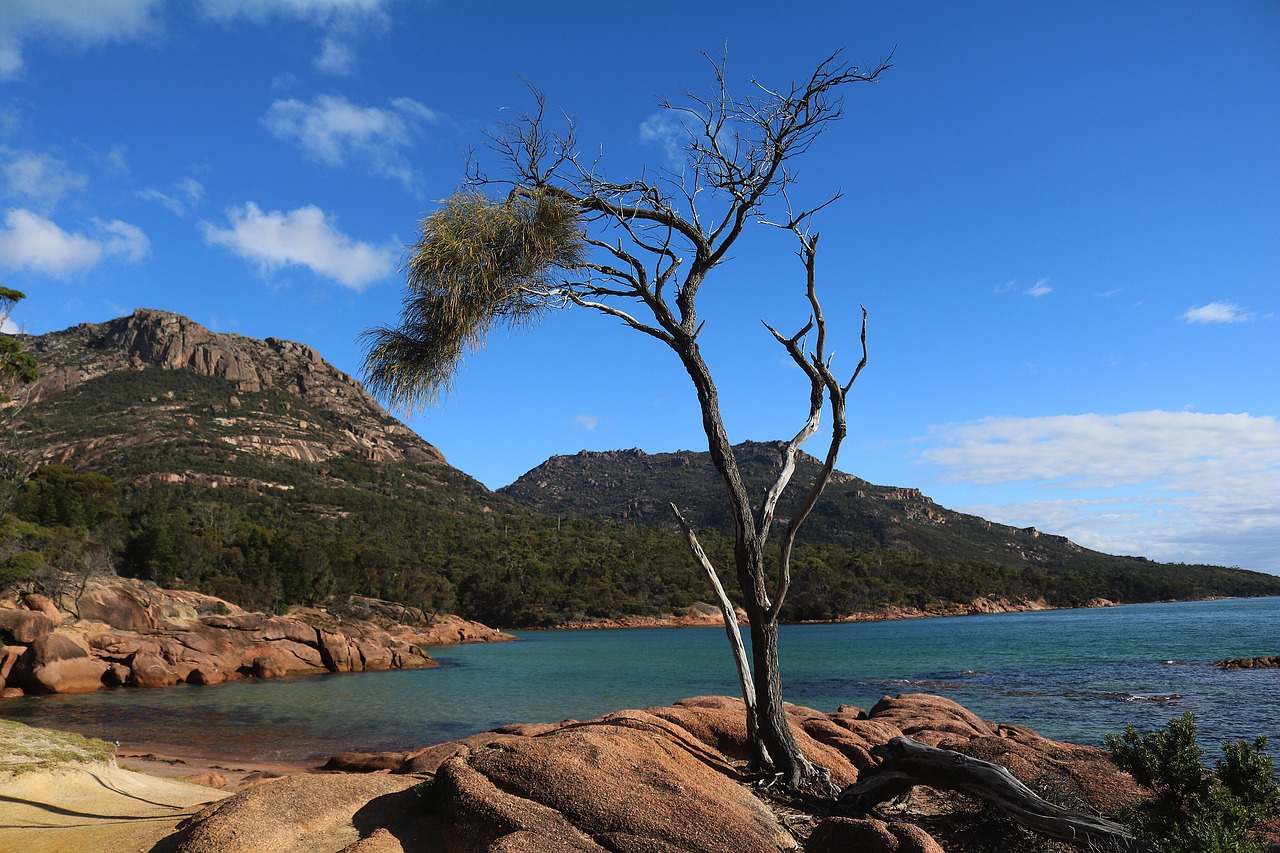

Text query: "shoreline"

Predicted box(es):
[114, 742, 317, 790]
[536, 594, 1131, 631]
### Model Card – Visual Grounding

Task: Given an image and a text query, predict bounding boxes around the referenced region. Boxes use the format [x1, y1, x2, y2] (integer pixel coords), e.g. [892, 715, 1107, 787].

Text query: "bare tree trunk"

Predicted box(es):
[669, 502, 761, 754]
[840, 737, 1146, 850]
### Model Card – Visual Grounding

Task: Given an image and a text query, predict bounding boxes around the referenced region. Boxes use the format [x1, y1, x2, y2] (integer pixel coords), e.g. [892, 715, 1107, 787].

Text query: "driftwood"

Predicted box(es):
[839, 736, 1146, 851]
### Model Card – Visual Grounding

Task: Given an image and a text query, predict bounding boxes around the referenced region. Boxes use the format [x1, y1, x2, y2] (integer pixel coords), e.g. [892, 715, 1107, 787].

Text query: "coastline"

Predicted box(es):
[115, 743, 316, 790]
[544, 595, 1125, 630]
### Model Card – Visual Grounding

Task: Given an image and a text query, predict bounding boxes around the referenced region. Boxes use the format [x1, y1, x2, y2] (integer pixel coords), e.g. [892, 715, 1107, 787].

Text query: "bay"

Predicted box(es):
[1, 597, 1276, 764]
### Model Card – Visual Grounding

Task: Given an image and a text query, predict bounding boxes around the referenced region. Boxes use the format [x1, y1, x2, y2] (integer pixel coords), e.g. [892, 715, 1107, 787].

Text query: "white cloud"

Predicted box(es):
[0, 0, 162, 81]
[262, 94, 437, 188]
[0, 208, 149, 277]
[1182, 301, 1254, 324]
[0, 316, 17, 334]
[994, 278, 1053, 297]
[313, 36, 354, 75]
[1025, 278, 1051, 298]
[639, 113, 685, 164]
[137, 177, 206, 216]
[198, 0, 392, 24]
[97, 218, 149, 262]
[575, 414, 600, 431]
[200, 201, 395, 289]
[1, 147, 88, 211]
[199, 0, 393, 73]
[919, 411, 1280, 571]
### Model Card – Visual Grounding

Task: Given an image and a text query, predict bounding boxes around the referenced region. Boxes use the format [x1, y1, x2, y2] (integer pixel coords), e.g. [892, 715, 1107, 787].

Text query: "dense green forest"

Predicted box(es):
[6, 463, 1278, 627]
[5, 314, 1278, 627]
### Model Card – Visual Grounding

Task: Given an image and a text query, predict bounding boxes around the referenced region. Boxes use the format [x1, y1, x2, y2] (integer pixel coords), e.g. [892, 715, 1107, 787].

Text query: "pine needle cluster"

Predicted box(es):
[362, 190, 584, 409]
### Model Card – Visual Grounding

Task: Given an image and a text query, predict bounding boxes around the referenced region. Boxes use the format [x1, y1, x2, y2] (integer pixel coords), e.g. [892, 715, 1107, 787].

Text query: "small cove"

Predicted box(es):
[1, 597, 1276, 764]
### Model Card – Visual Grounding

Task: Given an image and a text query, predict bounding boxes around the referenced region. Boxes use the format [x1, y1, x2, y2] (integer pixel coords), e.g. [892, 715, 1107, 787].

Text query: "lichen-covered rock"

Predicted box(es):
[167, 694, 1148, 853]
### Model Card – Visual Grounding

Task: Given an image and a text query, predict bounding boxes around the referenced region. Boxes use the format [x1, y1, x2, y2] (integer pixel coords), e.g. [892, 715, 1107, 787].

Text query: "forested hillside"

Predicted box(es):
[4, 311, 1277, 627]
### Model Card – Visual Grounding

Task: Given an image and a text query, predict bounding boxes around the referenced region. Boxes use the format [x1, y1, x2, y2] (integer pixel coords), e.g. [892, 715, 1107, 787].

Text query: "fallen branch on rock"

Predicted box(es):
[838, 736, 1146, 851]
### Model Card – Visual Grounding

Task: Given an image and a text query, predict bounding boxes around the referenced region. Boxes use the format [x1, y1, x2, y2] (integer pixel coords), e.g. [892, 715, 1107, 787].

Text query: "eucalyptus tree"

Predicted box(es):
[1, 287, 38, 513]
[364, 51, 891, 794]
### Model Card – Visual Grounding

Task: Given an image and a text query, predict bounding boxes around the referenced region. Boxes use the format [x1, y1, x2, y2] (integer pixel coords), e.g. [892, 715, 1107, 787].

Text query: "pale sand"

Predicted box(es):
[0, 721, 318, 853]
[0, 762, 225, 853]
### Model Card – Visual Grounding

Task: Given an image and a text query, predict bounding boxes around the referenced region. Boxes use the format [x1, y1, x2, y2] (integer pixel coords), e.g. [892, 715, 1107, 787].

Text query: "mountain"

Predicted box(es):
[13, 308, 451, 479]
[502, 442, 1095, 567]
[5, 310, 1278, 627]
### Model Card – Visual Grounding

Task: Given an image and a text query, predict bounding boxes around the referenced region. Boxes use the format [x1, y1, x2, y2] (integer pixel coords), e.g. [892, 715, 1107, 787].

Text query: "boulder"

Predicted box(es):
[127, 650, 182, 688]
[77, 586, 156, 632]
[166, 694, 1150, 853]
[11, 633, 109, 694]
[21, 593, 62, 622]
[250, 654, 292, 679]
[320, 752, 408, 773]
[433, 716, 795, 852]
[808, 817, 944, 853]
[186, 665, 229, 686]
[184, 772, 230, 789]
[0, 645, 25, 682]
[168, 773, 421, 853]
[0, 609, 55, 644]
[868, 693, 996, 743]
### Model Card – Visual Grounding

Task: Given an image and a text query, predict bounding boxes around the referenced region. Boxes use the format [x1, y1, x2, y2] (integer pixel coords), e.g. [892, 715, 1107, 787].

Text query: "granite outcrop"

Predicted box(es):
[163, 693, 1151, 852]
[0, 576, 511, 697]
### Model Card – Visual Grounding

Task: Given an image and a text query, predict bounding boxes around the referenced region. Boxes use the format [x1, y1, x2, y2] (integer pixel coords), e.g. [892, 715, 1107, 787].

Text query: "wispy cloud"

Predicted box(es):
[575, 414, 600, 431]
[313, 36, 355, 75]
[198, 0, 393, 25]
[0, 0, 162, 81]
[1025, 278, 1051, 298]
[996, 278, 1052, 298]
[136, 177, 206, 216]
[262, 94, 438, 188]
[200, 201, 395, 290]
[1, 147, 89, 212]
[1182, 301, 1254, 324]
[0, 208, 149, 277]
[199, 0, 395, 77]
[639, 113, 685, 165]
[918, 411, 1280, 570]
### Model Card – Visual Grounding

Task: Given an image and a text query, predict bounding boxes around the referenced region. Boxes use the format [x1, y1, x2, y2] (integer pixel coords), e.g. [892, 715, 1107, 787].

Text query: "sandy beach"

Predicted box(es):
[0, 721, 314, 853]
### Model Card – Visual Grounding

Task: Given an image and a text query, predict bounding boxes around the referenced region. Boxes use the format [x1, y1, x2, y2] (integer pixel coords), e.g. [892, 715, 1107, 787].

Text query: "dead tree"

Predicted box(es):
[364, 50, 890, 794]
[840, 737, 1147, 850]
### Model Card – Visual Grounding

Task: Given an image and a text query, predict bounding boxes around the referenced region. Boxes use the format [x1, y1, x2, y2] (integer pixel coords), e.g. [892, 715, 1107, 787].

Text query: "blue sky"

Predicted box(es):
[2, 1, 1277, 573]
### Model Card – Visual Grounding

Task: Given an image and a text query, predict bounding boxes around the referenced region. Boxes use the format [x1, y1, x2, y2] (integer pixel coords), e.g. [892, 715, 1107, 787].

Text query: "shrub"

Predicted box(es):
[0, 550, 42, 584]
[1106, 712, 1280, 852]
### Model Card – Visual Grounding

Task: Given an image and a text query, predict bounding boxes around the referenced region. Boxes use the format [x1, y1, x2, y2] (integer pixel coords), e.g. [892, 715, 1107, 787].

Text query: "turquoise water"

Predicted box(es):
[1, 598, 1276, 764]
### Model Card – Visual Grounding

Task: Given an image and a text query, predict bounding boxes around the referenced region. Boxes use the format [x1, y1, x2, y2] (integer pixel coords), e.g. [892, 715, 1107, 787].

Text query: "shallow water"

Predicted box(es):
[1, 597, 1276, 764]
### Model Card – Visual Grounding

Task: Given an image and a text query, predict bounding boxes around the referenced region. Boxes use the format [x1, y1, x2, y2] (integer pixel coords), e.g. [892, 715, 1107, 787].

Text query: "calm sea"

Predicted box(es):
[2, 598, 1276, 764]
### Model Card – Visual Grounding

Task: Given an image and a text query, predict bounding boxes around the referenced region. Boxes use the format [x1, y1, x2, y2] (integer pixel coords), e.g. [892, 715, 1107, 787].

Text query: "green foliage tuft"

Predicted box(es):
[1106, 712, 1280, 852]
[0, 286, 38, 404]
[362, 189, 585, 410]
[0, 550, 43, 584]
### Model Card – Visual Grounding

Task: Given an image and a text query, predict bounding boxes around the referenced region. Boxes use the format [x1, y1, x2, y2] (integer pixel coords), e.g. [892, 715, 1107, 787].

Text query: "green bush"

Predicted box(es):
[1106, 713, 1280, 852]
[0, 550, 42, 584]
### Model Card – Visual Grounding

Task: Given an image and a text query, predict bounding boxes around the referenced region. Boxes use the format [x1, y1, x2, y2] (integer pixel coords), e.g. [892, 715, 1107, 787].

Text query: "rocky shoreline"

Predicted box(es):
[0, 692, 1165, 852]
[0, 575, 511, 698]
[551, 596, 1121, 630]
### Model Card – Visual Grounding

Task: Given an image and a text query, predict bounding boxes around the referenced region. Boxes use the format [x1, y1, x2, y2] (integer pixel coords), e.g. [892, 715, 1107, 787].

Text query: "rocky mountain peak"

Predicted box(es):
[101, 308, 273, 393]
[7, 309, 449, 475]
